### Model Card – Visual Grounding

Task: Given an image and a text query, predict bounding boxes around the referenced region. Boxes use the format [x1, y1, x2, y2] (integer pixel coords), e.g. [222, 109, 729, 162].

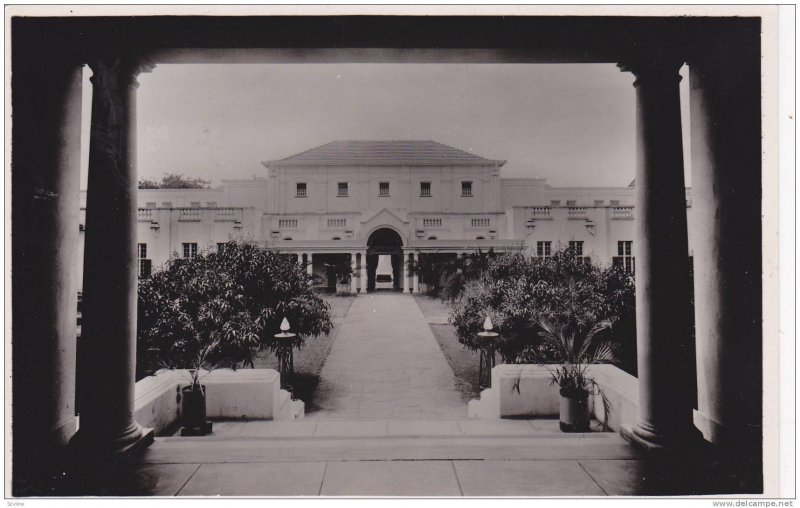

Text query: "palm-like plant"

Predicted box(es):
[537, 318, 614, 398]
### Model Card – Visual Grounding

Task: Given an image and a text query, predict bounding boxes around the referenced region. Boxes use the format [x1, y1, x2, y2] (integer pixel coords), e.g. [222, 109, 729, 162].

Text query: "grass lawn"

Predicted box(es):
[250, 293, 354, 407]
[413, 294, 483, 403]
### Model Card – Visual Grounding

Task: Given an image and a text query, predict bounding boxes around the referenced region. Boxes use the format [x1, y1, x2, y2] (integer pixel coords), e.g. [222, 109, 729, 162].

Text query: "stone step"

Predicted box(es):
[139, 430, 640, 465]
[274, 390, 304, 420]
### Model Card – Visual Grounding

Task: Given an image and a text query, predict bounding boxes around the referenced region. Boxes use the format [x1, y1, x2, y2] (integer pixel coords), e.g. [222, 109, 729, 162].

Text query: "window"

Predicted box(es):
[145, 201, 156, 208]
[423, 218, 442, 228]
[137, 243, 151, 278]
[296, 182, 307, 197]
[550, 200, 561, 207]
[566, 200, 576, 206]
[190, 201, 201, 207]
[461, 181, 472, 197]
[476, 236, 485, 240]
[278, 218, 298, 228]
[420, 182, 431, 197]
[327, 218, 346, 228]
[337, 182, 349, 197]
[471, 218, 490, 227]
[568, 240, 584, 256]
[427, 236, 438, 240]
[162, 201, 172, 208]
[610, 199, 621, 206]
[207, 201, 218, 208]
[613, 241, 635, 274]
[379, 182, 390, 197]
[594, 200, 604, 207]
[217, 242, 227, 252]
[537, 241, 552, 258]
[182, 242, 198, 259]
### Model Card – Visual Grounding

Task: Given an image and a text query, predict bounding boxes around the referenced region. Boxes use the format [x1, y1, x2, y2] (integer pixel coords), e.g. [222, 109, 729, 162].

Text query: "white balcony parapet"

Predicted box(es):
[137, 208, 153, 221]
[567, 207, 588, 219]
[530, 207, 551, 219]
[612, 206, 634, 220]
[178, 208, 201, 221]
[214, 207, 238, 222]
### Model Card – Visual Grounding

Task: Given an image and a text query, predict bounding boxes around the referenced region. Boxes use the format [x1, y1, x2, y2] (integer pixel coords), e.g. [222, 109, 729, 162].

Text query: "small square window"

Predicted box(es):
[568, 240, 584, 256]
[190, 201, 201, 208]
[206, 201, 218, 208]
[550, 200, 561, 207]
[162, 202, 172, 208]
[537, 241, 552, 258]
[337, 182, 349, 197]
[145, 202, 157, 208]
[420, 182, 431, 197]
[296, 182, 307, 197]
[566, 200, 576, 206]
[182, 242, 198, 259]
[461, 181, 472, 197]
[379, 182, 390, 197]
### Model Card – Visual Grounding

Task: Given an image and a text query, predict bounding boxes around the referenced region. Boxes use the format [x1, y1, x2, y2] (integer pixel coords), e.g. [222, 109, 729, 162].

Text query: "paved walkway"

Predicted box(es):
[311, 293, 466, 419]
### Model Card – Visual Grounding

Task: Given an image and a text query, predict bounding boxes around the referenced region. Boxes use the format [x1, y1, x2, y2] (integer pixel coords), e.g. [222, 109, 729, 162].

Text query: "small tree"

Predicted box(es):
[138, 172, 211, 189]
[137, 241, 333, 385]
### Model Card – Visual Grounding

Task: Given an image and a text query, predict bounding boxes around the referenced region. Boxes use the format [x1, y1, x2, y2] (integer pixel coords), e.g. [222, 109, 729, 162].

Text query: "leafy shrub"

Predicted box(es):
[408, 249, 497, 300]
[137, 241, 333, 383]
[449, 248, 637, 373]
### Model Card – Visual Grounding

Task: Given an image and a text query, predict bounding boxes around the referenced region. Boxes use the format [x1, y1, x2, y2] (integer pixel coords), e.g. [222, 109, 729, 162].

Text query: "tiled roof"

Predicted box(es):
[263, 140, 506, 167]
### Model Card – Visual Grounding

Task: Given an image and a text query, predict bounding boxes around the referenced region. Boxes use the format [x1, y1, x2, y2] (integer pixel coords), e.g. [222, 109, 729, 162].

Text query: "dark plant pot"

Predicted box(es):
[559, 389, 590, 432]
[181, 384, 212, 435]
[336, 282, 350, 295]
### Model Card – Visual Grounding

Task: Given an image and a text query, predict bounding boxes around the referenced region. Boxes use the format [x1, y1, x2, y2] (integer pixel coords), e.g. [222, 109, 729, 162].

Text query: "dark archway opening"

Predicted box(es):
[366, 228, 404, 291]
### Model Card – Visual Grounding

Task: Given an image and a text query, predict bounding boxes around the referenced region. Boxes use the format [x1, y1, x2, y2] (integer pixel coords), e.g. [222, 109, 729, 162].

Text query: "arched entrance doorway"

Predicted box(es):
[366, 228, 404, 291]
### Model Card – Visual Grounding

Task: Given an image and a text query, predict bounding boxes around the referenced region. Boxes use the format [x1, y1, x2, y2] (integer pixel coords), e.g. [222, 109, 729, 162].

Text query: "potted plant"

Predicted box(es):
[138, 242, 334, 435]
[326, 259, 354, 295]
[537, 318, 615, 432]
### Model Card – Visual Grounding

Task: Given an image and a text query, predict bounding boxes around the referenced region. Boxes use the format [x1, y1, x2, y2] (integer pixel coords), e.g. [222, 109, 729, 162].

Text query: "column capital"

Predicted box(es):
[617, 54, 684, 88]
[88, 56, 156, 90]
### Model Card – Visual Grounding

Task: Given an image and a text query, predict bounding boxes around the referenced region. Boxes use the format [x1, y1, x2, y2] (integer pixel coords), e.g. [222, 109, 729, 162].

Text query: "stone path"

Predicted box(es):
[311, 293, 466, 419]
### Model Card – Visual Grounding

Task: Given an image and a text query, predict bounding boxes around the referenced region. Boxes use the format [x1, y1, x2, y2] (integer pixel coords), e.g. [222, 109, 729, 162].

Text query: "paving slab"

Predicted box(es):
[178, 462, 326, 496]
[238, 420, 319, 438]
[578, 459, 648, 496]
[315, 419, 388, 437]
[313, 293, 465, 419]
[456, 419, 539, 436]
[387, 419, 461, 436]
[320, 460, 462, 496]
[454, 460, 607, 496]
[114, 464, 201, 496]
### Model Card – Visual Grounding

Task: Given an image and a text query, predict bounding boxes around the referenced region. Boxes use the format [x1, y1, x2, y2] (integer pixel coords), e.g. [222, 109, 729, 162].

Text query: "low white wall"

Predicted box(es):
[471, 364, 639, 433]
[133, 368, 282, 435]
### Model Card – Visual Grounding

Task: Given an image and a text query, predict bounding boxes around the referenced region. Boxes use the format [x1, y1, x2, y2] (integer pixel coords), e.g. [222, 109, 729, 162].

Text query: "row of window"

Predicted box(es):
[145, 201, 219, 208]
[295, 181, 473, 198]
[535, 240, 635, 274]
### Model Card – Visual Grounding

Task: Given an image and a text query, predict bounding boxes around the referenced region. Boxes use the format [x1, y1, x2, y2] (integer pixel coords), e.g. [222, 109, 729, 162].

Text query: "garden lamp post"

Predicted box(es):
[477, 316, 499, 389]
[274, 317, 296, 392]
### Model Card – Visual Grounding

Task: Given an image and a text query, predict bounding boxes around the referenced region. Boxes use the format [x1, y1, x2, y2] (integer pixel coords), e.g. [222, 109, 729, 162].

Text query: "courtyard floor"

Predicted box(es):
[310, 292, 466, 419]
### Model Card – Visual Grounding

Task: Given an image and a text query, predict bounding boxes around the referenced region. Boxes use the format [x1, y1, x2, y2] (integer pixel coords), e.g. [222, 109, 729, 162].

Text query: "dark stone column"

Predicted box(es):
[619, 55, 697, 450]
[11, 42, 84, 492]
[72, 56, 155, 455]
[689, 36, 762, 490]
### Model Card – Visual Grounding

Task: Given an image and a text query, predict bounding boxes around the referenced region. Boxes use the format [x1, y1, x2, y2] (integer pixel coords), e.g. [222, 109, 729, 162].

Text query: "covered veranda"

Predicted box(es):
[11, 12, 766, 495]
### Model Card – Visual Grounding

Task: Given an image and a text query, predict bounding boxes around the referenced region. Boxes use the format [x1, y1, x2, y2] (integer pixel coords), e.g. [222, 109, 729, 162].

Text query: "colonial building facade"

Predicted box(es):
[79, 140, 694, 293]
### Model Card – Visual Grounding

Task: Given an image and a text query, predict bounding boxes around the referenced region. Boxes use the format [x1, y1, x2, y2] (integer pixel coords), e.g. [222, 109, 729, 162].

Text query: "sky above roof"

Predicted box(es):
[80, 63, 692, 189]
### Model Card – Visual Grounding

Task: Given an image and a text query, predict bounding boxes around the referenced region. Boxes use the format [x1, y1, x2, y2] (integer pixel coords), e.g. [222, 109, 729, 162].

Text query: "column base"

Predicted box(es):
[403, 288, 411, 294]
[621, 419, 705, 455]
[69, 423, 154, 462]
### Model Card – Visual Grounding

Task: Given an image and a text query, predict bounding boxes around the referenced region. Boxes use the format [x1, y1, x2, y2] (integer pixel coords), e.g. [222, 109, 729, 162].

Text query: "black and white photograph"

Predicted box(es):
[5, 4, 793, 501]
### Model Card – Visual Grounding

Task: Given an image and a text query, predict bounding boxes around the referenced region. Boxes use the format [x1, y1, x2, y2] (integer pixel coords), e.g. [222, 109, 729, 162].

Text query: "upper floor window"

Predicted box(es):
[182, 242, 198, 259]
[550, 200, 560, 207]
[327, 218, 346, 228]
[566, 200, 576, 206]
[145, 201, 157, 208]
[568, 240, 584, 256]
[137, 243, 151, 278]
[610, 199, 621, 207]
[613, 240, 635, 274]
[337, 182, 349, 197]
[379, 182, 390, 197]
[537, 241, 552, 258]
[461, 181, 473, 197]
[420, 182, 431, 197]
[207, 201, 218, 208]
[471, 218, 490, 227]
[190, 201, 201, 207]
[296, 182, 307, 197]
[162, 202, 172, 208]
